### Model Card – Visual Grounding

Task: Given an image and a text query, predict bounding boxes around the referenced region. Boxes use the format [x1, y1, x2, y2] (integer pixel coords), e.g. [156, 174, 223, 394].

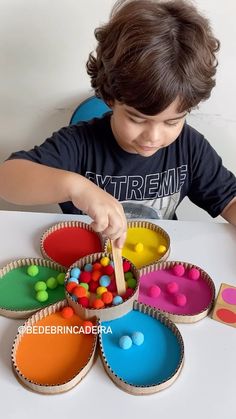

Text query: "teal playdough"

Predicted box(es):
[0, 266, 65, 311]
[101, 310, 182, 386]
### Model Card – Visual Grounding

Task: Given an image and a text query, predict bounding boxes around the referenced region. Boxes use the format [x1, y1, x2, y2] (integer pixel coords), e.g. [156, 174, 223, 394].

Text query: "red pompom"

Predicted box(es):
[103, 265, 114, 275]
[123, 288, 134, 300]
[89, 280, 99, 293]
[123, 260, 131, 272]
[78, 296, 89, 308]
[80, 271, 92, 283]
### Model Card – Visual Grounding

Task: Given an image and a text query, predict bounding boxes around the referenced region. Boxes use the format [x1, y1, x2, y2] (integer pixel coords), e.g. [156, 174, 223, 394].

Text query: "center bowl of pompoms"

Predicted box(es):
[65, 252, 139, 321]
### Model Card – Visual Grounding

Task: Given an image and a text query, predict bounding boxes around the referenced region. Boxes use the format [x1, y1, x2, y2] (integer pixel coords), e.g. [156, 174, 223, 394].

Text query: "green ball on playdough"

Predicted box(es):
[56, 272, 66, 285]
[34, 281, 47, 292]
[27, 265, 39, 277]
[36, 290, 48, 302]
[46, 277, 58, 289]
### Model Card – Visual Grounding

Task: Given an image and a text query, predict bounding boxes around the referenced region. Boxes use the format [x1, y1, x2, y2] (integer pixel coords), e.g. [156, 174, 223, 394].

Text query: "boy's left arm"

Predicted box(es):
[221, 197, 236, 226]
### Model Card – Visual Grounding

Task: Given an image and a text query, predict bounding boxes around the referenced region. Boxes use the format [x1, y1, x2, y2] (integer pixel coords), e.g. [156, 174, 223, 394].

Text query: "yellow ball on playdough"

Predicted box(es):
[134, 242, 144, 253]
[158, 245, 167, 254]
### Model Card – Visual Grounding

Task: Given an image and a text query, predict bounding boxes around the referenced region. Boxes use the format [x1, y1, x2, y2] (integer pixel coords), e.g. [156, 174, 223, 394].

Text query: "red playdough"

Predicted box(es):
[42, 226, 102, 267]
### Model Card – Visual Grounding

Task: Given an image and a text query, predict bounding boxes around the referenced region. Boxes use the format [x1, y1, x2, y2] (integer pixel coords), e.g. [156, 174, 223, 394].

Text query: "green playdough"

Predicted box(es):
[0, 266, 65, 311]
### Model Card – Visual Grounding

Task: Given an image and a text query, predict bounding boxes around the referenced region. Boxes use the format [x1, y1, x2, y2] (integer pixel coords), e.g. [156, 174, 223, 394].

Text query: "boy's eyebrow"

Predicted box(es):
[125, 109, 187, 121]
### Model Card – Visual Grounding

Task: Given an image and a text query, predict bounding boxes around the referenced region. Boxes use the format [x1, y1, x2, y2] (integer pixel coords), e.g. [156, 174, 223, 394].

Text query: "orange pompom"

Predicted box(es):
[92, 298, 105, 309]
[102, 291, 113, 305]
[72, 285, 87, 298]
[61, 306, 74, 319]
[66, 282, 77, 293]
[91, 270, 101, 282]
[93, 262, 102, 271]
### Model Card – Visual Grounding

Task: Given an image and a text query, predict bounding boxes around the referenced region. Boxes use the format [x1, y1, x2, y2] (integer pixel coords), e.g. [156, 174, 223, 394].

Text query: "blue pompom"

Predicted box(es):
[119, 335, 132, 350]
[99, 275, 111, 287]
[131, 331, 144, 346]
[70, 267, 81, 279]
[84, 263, 93, 272]
[112, 295, 123, 305]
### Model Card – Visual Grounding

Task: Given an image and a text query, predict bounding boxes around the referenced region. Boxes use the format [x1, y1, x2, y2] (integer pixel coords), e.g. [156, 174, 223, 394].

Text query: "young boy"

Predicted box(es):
[0, 0, 236, 248]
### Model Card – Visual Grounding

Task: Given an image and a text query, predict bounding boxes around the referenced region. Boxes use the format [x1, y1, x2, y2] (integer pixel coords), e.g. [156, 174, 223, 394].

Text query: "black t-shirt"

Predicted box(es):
[8, 112, 236, 219]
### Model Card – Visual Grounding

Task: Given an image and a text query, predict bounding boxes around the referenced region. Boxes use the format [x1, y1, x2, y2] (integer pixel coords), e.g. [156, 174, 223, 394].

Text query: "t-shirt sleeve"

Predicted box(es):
[7, 125, 81, 173]
[187, 136, 236, 217]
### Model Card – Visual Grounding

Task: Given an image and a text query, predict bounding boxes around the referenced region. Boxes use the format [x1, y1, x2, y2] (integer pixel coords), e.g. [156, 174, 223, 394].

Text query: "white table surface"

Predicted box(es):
[0, 210, 235, 419]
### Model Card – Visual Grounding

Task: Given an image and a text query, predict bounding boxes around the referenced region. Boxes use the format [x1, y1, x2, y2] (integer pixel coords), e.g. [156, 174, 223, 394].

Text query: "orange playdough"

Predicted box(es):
[15, 312, 96, 385]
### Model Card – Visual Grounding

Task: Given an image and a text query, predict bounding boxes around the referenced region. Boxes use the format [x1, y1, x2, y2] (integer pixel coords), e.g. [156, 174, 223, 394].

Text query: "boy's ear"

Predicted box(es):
[107, 99, 114, 109]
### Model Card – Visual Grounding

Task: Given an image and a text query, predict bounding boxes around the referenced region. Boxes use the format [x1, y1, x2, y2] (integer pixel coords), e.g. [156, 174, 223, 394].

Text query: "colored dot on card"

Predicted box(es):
[221, 288, 236, 305]
[216, 308, 236, 324]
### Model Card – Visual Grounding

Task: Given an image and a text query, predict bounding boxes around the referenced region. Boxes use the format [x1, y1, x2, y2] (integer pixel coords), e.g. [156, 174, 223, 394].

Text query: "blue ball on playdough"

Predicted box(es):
[131, 331, 144, 346]
[112, 295, 123, 305]
[119, 335, 132, 350]
[70, 267, 81, 279]
[99, 275, 111, 287]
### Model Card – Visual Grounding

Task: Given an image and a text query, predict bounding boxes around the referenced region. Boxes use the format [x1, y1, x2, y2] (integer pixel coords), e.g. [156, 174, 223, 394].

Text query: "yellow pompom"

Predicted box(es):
[97, 286, 107, 296]
[100, 256, 110, 267]
[134, 242, 144, 253]
[158, 245, 167, 254]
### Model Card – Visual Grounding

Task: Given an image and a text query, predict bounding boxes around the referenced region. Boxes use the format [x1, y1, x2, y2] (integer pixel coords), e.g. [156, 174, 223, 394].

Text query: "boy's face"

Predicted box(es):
[110, 98, 187, 157]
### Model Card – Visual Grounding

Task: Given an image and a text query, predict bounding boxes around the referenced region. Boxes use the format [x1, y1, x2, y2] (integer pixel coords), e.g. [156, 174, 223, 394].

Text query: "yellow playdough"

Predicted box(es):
[108, 227, 168, 268]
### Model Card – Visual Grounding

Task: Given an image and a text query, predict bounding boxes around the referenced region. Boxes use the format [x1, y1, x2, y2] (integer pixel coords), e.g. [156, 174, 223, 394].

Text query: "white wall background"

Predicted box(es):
[0, 0, 235, 220]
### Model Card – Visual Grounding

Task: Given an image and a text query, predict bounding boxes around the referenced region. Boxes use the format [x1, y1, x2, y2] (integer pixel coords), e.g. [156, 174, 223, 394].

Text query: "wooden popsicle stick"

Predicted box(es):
[110, 239, 126, 295]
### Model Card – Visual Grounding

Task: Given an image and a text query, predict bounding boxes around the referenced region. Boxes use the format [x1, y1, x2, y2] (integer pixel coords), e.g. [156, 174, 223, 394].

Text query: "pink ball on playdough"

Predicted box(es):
[149, 285, 161, 298]
[166, 281, 179, 294]
[172, 264, 185, 277]
[175, 293, 187, 307]
[188, 267, 200, 280]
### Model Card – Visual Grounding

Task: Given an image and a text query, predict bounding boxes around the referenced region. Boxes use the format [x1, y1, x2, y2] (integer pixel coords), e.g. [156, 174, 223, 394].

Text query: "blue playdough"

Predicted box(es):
[101, 310, 182, 386]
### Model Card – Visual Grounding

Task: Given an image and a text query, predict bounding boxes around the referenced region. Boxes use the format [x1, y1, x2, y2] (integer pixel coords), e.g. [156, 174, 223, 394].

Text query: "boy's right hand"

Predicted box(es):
[70, 175, 127, 248]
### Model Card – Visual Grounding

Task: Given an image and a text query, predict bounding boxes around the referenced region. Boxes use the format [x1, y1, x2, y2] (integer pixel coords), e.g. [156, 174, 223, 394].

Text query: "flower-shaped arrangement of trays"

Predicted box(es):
[0, 220, 216, 395]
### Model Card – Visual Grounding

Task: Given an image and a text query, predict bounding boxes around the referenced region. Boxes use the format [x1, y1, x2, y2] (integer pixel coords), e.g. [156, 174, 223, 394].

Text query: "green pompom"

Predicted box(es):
[27, 265, 39, 277]
[56, 272, 66, 285]
[46, 277, 58, 289]
[80, 282, 89, 290]
[124, 271, 133, 280]
[36, 290, 48, 302]
[126, 277, 137, 289]
[34, 281, 47, 292]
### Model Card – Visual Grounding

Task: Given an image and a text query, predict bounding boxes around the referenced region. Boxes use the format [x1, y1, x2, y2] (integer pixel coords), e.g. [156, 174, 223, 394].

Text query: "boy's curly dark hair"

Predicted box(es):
[86, 0, 220, 115]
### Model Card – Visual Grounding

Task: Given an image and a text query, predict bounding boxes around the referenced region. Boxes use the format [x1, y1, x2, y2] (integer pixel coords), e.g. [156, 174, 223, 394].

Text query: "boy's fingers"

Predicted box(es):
[90, 214, 109, 232]
[115, 231, 127, 249]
